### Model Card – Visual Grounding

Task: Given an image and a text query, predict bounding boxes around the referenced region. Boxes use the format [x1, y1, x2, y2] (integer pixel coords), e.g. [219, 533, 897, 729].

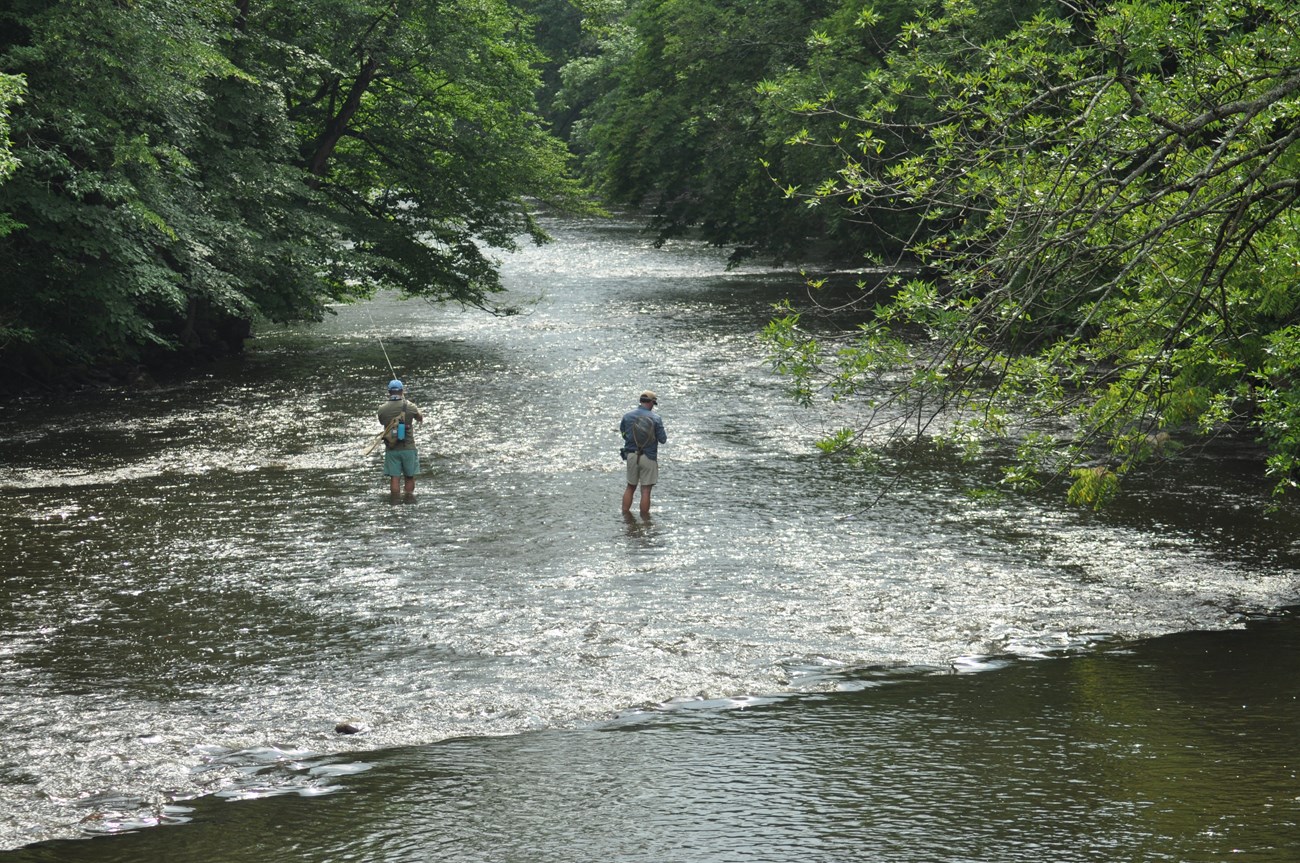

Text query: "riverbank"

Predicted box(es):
[0, 315, 252, 398]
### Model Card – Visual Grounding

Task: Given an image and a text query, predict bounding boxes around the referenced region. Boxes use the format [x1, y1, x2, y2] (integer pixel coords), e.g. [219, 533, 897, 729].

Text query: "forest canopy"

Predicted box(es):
[0, 0, 583, 388]
[555, 0, 1300, 501]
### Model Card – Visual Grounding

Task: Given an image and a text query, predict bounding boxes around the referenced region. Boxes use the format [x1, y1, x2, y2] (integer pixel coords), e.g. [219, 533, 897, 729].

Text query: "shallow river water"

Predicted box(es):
[0, 215, 1298, 860]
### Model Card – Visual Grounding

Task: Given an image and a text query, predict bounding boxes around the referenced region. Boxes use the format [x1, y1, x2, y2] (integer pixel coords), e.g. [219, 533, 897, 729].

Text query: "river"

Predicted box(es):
[0, 214, 1298, 860]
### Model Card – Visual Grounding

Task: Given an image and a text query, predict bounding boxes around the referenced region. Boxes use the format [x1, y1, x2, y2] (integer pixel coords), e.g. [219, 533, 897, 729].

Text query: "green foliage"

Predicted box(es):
[0, 71, 20, 184]
[758, 0, 1300, 502]
[1067, 467, 1122, 510]
[510, 0, 588, 138]
[565, 0, 885, 263]
[0, 0, 584, 386]
[256, 0, 587, 307]
[761, 301, 822, 405]
[1256, 325, 1300, 492]
[0, 70, 22, 241]
[816, 427, 858, 454]
[0, 0, 248, 373]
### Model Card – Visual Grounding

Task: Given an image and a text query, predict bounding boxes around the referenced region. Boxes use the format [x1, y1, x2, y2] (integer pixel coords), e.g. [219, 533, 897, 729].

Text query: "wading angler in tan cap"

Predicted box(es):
[619, 390, 667, 517]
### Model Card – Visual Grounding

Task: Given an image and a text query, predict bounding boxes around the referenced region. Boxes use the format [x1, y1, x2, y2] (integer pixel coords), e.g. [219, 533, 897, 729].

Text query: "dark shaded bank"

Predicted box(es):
[0, 307, 252, 398]
[6, 609, 1298, 863]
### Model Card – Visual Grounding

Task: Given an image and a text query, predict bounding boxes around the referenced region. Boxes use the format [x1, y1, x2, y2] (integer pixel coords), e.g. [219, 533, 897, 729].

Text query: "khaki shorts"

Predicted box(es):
[625, 453, 659, 487]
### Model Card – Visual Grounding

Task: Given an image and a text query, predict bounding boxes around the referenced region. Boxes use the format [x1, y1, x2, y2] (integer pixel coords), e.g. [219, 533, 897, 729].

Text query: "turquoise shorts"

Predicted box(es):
[384, 449, 420, 478]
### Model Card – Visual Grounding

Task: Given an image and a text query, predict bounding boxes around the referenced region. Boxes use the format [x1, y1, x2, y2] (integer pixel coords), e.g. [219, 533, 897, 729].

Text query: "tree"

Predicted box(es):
[0, 72, 20, 184]
[0, 70, 22, 239]
[247, 0, 586, 309]
[0, 0, 265, 381]
[509, 0, 588, 139]
[0, 0, 583, 388]
[568, 0, 872, 264]
[762, 0, 1300, 503]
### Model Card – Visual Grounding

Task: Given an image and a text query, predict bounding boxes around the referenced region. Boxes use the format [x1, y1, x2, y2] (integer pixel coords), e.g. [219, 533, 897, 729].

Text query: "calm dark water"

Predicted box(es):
[0, 215, 1298, 858]
[6, 612, 1300, 862]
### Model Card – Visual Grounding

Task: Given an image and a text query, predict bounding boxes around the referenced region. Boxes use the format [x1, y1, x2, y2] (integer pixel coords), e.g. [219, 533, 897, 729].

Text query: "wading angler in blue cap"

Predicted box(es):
[377, 379, 425, 500]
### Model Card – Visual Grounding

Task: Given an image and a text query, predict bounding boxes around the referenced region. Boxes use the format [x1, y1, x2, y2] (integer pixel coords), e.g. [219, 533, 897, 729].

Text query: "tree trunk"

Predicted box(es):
[306, 57, 381, 186]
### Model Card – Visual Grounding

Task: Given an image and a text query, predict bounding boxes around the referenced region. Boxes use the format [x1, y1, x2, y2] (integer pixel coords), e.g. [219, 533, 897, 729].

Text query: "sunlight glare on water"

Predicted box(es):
[0, 214, 1297, 848]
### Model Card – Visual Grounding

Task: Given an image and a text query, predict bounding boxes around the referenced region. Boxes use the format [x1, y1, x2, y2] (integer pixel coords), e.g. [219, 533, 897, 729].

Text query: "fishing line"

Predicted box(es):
[362, 303, 403, 460]
[365, 305, 399, 381]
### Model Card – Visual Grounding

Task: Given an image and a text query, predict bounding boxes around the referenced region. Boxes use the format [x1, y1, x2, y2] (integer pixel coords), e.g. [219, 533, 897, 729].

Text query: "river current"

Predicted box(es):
[0, 215, 1298, 859]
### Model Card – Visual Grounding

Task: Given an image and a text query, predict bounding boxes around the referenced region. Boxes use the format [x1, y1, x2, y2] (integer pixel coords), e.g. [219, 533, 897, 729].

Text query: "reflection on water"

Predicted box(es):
[0, 215, 1298, 852]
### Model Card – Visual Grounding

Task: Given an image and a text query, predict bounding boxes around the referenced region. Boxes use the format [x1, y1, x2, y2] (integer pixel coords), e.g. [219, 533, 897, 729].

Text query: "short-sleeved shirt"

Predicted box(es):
[620, 405, 667, 459]
[378, 399, 422, 451]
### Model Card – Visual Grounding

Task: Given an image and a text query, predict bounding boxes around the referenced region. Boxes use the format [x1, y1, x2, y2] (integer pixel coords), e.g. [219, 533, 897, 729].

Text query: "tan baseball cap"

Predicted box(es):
[639, 391, 658, 404]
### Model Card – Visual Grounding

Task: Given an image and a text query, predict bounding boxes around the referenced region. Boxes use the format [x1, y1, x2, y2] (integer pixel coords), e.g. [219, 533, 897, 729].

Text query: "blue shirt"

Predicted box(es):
[620, 405, 667, 459]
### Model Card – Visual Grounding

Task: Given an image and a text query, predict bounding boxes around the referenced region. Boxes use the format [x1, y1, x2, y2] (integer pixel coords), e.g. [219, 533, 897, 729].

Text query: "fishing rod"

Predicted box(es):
[362, 304, 403, 456]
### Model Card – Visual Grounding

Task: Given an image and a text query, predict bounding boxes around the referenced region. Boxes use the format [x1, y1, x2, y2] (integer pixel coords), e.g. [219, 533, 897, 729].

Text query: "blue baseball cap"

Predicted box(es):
[388, 379, 404, 392]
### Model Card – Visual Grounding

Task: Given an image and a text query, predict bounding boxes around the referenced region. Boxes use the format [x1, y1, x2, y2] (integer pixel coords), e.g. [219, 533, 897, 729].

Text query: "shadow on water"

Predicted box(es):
[836, 436, 1300, 574]
[5, 610, 1298, 863]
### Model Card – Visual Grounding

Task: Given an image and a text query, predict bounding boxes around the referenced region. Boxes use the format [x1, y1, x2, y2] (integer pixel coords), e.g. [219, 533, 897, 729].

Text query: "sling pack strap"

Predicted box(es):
[383, 400, 410, 447]
[630, 414, 655, 460]
[365, 400, 412, 456]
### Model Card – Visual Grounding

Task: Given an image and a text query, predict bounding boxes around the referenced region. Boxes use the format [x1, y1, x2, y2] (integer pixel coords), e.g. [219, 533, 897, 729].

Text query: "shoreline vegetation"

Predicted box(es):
[4, 0, 1300, 503]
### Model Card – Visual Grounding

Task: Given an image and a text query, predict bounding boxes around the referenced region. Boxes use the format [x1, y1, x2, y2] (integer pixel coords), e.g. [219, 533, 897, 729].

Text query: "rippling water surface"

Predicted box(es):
[11, 614, 1300, 863]
[0, 215, 1298, 856]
